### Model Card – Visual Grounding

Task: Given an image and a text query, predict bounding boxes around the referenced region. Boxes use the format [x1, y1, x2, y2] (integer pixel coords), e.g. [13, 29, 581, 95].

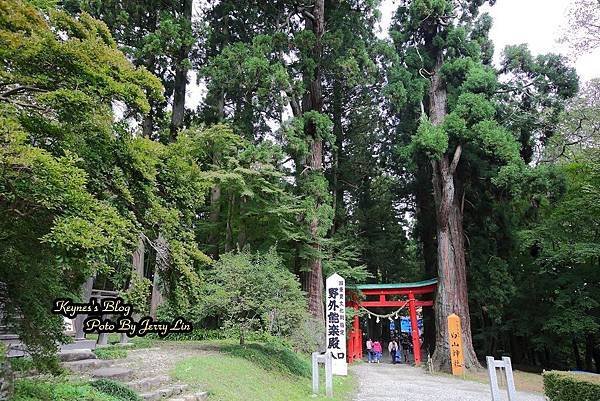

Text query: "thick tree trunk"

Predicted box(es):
[170, 0, 193, 137]
[429, 54, 481, 371]
[415, 159, 437, 354]
[142, 110, 154, 138]
[224, 193, 234, 252]
[306, 144, 325, 322]
[141, 13, 158, 138]
[331, 79, 344, 234]
[237, 196, 247, 250]
[572, 337, 583, 370]
[74, 275, 95, 340]
[585, 333, 595, 372]
[149, 234, 167, 318]
[303, 0, 326, 323]
[592, 337, 600, 373]
[132, 235, 145, 277]
[207, 185, 221, 258]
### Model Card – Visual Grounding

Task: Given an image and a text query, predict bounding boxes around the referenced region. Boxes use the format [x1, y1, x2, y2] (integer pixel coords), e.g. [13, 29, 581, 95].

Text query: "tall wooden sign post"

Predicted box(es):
[448, 314, 464, 375]
[325, 273, 347, 376]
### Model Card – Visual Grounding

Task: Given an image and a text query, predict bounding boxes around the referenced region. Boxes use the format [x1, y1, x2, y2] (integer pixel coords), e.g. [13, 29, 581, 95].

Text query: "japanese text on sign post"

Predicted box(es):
[448, 313, 464, 375]
[325, 273, 347, 376]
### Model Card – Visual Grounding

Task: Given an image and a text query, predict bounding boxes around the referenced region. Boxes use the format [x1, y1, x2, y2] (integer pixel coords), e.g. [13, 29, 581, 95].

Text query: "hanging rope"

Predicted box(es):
[360, 300, 410, 323]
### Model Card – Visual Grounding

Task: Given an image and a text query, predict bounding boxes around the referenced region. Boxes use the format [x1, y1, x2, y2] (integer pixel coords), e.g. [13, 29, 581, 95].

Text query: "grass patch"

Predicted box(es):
[87, 333, 123, 345]
[11, 378, 120, 401]
[91, 379, 142, 401]
[84, 334, 154, 349]
[93, 347, 127, 360]
[220, 343, 311, 378]
[173, 351, 356, 401]
[128, 336, 154, 349]
[435, 367, 544, 394]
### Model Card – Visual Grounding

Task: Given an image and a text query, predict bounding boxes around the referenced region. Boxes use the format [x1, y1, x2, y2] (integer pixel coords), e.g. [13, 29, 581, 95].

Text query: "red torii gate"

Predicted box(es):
[346, 278, 437, 365]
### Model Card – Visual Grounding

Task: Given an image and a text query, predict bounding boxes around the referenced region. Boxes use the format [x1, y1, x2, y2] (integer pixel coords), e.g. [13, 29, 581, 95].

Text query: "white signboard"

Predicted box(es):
[325, 273, 347, 376]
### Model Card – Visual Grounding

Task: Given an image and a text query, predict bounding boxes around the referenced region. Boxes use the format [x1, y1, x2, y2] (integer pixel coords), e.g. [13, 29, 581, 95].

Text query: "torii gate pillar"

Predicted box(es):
[347, 301, 362, 363]
[408, 292, 422, 365]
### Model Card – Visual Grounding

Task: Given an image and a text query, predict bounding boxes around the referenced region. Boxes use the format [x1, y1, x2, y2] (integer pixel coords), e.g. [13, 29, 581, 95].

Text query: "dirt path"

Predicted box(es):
[351, 362, 545, 401]
[114, 342, 219, 380]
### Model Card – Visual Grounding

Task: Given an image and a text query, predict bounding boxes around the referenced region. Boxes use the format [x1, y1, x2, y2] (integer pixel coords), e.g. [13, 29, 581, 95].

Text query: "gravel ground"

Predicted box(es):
[352, 362, 545, 401]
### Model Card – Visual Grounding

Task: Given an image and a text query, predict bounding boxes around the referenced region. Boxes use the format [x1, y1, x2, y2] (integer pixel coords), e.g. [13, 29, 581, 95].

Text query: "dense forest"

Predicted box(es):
[1, 0, 599, 373]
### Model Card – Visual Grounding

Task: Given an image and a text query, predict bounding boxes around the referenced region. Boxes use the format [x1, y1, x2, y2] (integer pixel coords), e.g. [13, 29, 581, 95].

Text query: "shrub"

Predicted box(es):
[286, 317, 322, 354]
[9, 357, 34, 373]
[220, 343, 311, 378]
[146, 328, 231, 342]
[91, 379, 142, 401]
[9, 355, 63, 376]
[543, 370, 600, 401]
[12, 379, 120, 401]
[200, 249, 308, 345]
[93, 347, 127, 360]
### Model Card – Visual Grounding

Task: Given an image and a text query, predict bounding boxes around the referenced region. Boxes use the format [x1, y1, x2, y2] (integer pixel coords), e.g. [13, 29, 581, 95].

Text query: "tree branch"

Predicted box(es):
[0, 96, 48, 111]
[1, 85, 48, 97]
[449, 144, 462, 176]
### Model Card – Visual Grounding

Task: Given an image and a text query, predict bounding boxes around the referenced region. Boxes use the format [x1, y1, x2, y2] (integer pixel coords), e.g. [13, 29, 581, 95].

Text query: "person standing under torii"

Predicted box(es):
[388, 339, 399, 364]
[366, 337, 373, 363]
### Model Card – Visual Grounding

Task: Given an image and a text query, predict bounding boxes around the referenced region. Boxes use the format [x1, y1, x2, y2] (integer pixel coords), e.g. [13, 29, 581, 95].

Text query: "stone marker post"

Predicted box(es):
[312, 352, 333, 398]
[487, 356, 517, 401]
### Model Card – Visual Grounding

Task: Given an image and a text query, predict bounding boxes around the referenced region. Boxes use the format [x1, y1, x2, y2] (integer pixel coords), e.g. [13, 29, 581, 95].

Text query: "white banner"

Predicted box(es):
[325, 273, 347, 376]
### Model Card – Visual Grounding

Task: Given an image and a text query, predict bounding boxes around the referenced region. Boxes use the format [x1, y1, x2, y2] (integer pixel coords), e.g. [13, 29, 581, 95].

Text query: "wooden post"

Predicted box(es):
[448, 314, 464, 375]
[408, 292, 421, 365]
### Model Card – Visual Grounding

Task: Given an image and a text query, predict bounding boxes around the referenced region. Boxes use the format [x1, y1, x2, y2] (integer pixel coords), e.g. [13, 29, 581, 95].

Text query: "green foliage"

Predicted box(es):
[148, 327, 231, 342]
[321, 231, 370, 284]
[283, 112, 334, 158]
[0, 0, 161, 360]
[543, 371, 600, 401]
[413, 118, 448, 160]
[9, 357, 34, 373]
[220, 343, 311, 378]
[90, 379, 142, 401]
[120, 275, 151, 315]
[93, 347, 127, 360]
[199, 249, 308, 343]
[498, 44, 578, 163]
[517, 158, 600, 338]
[11, 379, 120, 401]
